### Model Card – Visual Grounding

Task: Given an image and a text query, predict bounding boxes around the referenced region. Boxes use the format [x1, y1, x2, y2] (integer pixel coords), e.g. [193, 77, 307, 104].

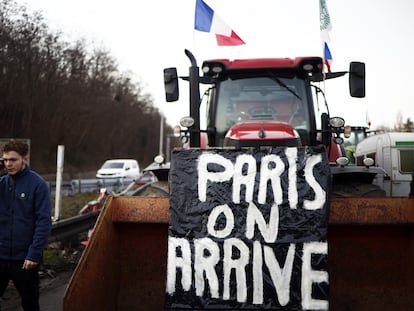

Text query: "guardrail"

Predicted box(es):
[47, 179, 130, 245]
[48, 178, 134, 195]
[49, 210, 100, 243]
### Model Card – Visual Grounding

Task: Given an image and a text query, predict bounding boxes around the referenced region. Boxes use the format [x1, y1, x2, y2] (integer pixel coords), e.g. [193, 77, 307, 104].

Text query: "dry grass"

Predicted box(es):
[44, 192, 103, 269]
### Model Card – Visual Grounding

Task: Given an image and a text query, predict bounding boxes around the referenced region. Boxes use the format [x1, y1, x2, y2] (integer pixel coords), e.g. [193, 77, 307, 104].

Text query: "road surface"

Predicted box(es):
[0, 270, 73, 311]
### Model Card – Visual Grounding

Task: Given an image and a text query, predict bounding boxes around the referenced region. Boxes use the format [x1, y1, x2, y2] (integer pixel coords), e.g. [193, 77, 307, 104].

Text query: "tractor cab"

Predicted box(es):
[164, 50, 365, 156]
[210, 76, 310, 148]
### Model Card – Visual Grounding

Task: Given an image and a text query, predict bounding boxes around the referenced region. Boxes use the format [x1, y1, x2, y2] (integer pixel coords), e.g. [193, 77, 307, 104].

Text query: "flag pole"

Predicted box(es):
[319, 0, 332, 94]
[322, 42, 327, 95]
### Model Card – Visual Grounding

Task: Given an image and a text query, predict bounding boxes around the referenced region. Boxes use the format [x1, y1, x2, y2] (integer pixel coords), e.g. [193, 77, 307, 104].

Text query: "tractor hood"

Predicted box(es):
[224, 120, 302, 148]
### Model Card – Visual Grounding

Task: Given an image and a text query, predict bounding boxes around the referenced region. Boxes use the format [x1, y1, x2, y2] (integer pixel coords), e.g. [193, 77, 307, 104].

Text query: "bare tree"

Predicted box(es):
[394, 111, 404, 131]
[402, 118, 414, 132]
[0, 0, 174, 175]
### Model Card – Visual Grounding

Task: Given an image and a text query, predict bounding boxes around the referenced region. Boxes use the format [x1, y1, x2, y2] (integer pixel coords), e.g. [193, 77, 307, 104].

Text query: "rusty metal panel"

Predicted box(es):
[116, 223, 168, 310]
[330, 197, 414, 224]
[328, 225, 414, 311]
[64, 196, 120, 311]
[328, 195, 414, 310]
[110, 196, 414, 225]
[111, 196, 169, 223]
[109, 197, 414, 225]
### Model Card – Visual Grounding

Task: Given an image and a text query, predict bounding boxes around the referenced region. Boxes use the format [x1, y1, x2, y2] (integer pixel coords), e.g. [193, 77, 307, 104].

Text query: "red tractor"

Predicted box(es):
[164, 49, 384, 196]
[165, 51, 360, 150]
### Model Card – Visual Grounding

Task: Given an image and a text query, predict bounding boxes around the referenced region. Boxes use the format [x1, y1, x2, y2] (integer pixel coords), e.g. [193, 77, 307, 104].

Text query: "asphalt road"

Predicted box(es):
[0, 270, 73, 311]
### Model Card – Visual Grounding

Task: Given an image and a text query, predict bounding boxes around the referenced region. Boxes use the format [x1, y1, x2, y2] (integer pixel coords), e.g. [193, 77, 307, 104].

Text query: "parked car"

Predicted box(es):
[96, 159, 140, 179]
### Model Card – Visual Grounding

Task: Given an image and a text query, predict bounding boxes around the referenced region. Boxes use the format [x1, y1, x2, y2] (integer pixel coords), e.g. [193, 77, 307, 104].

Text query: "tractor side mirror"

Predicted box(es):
[349, 62, 365, 98]
[164, 67, 179, 102]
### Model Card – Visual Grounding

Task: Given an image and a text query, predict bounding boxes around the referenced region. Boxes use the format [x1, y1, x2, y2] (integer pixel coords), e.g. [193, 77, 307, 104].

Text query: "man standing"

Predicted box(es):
[0, 140, 52, 311]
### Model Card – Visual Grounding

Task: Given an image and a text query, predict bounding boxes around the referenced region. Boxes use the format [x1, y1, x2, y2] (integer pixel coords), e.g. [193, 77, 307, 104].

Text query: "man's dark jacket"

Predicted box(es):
[0, 165, 52, 262]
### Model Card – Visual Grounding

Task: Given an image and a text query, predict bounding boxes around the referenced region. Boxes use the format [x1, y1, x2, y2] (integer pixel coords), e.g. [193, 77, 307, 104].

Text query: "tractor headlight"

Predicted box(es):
[363, 157, 374, 167]
[180, 116, 195, 128]
[154, 155, 164, 164]
[329, 117, 345, 128]
[336, 156, 349, 167]
[202, 62, 225, 76]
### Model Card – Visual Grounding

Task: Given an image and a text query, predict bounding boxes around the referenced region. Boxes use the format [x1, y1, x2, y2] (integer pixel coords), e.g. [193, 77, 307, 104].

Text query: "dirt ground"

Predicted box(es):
[0, 269, 74, 311]
[0, 245, 82, 311]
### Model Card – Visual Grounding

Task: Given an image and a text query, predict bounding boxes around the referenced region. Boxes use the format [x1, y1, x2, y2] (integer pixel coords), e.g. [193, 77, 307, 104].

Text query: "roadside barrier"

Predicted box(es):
[48, 178, 133, 195]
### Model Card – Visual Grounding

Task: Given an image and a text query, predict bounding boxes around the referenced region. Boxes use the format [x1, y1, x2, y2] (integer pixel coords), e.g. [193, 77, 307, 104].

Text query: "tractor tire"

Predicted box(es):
[331, 182, 386, 197]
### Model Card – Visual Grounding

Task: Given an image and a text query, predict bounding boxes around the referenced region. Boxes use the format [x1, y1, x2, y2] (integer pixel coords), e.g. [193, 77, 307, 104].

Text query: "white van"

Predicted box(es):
[96, 159, 140, 179]
[355, 132, 414, 197]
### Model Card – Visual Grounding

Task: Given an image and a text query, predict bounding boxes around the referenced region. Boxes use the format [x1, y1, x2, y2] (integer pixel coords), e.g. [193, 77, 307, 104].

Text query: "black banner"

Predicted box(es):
[166, 147, 330, 310]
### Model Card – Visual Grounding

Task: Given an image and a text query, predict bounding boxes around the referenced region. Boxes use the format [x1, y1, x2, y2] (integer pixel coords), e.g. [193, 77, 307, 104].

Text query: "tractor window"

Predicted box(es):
[341, 128, 368, 165]
[214, 77, 310, 146]
[399, 149, 414, 173]
[342, 130, 367, 147]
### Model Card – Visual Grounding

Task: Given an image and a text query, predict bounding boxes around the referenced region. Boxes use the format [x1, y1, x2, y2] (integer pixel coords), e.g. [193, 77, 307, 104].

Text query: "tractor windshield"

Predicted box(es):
[212, 76, 310, 146]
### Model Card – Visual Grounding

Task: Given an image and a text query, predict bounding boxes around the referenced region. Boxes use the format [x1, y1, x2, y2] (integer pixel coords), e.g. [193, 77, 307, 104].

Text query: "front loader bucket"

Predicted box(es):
[63, 196, 414, 310]
[63, 196, 169, 311]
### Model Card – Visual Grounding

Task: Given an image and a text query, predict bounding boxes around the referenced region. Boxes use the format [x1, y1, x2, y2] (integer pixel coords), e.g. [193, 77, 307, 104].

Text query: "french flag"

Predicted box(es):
[324, 42, 332, 73]
[194, 0, 245, 46]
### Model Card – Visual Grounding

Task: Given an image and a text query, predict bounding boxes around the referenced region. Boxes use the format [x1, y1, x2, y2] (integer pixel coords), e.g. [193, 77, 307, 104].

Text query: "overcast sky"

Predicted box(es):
[14, 0, 414, 129]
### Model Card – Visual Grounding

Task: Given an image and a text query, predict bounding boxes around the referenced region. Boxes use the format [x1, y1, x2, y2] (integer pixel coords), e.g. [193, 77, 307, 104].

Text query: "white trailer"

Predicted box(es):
[355, 132, 414, 197]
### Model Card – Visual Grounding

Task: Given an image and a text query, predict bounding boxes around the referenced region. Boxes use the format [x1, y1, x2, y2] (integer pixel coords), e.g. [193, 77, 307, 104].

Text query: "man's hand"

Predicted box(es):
[22, 259, 39, 270]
